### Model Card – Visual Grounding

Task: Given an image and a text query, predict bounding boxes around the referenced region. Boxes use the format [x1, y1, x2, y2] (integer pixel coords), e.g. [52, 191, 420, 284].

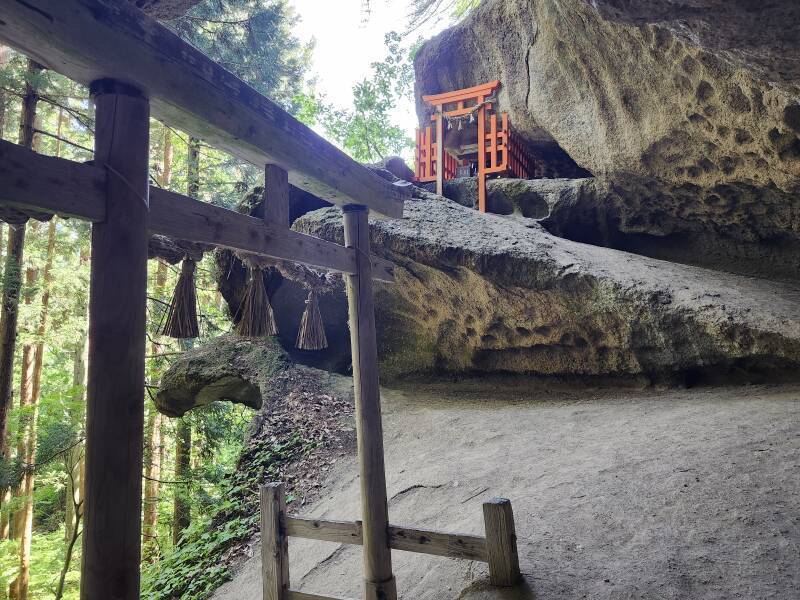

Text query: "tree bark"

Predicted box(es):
[15, 219, 56, 599]
[143, 261, 168, 561]
[0, 59, 41, 541]
[172, 417, 191, 545]
[187, 136, 200, 199]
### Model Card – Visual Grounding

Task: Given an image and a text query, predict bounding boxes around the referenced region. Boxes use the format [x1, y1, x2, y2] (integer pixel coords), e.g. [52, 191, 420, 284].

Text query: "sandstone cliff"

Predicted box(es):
[414, 0, 800, 278]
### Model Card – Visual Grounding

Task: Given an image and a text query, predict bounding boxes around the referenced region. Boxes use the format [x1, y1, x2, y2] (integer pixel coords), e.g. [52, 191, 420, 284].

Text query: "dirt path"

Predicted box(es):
[214, 380, 800, 599]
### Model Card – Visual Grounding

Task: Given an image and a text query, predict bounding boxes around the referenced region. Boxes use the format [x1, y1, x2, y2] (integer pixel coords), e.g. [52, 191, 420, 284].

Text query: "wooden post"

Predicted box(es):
[264, 164, 290, 228]
[261, 483, 289, 600]
[477, 104, 487, 213]
[483, 498, 521, 587]
[435, 108, 444, 197]
[342, 205, 397, 600]
[81, 79, 150, 600]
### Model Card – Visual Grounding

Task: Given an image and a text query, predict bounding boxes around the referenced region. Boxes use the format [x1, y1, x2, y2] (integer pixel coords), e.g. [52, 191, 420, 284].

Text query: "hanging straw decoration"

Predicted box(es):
[295, 287, 328, 350]
[440, 93, 495, 132]
[162, 258, 200, 339]
[231, 251, 341, 347]
[235, 264, 278, 337]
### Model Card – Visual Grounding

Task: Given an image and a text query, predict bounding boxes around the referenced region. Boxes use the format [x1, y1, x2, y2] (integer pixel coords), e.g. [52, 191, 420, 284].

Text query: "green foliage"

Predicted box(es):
[317, 32, 414, 163]
[0, 527, 81, 599]
[141, 432, 311, 600]
[364, 0, 481, 28]
[170, 0, 312, 107]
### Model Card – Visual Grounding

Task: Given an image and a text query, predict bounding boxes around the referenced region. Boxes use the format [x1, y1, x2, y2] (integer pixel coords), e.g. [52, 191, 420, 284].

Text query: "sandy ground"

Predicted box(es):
[214, 380, 800, 599]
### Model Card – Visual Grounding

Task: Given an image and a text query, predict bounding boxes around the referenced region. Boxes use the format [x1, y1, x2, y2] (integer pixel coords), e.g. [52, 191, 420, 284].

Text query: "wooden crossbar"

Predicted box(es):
[422, 80, 501, 105]
[286, 517, 488, 561]
[0, 140, 395, 282]
[389, 524, 487, 561]
[0, 0, 407, 218]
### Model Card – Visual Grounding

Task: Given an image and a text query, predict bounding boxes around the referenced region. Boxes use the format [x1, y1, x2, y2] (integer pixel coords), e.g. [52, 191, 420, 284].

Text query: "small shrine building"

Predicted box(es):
[414, 80, 536, 212]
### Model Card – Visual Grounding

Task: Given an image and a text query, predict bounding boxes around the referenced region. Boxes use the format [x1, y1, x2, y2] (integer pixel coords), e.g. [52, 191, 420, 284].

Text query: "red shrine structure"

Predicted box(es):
[414, 80, 535, 212]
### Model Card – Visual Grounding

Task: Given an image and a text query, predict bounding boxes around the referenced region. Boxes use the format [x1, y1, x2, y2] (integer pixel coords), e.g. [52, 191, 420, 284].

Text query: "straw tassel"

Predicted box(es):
[236, 267, 278, 337]
[295, 288, 328, 350]
[163, 259, 199, 339]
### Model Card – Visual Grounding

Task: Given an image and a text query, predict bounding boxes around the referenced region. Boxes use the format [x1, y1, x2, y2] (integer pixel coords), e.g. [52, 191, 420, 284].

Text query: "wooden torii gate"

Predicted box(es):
[0, 2, 520, 599]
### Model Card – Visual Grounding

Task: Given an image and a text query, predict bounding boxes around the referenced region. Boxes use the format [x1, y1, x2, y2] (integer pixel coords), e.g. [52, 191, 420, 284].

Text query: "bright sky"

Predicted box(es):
[290, 0, 448, 143]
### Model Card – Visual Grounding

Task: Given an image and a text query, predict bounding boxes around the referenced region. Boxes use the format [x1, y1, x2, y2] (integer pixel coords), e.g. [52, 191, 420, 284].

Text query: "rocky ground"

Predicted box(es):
[213, 378, 800, 600]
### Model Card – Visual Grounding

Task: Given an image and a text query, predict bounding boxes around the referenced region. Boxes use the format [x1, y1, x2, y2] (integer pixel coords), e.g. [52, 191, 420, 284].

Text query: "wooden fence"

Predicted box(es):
[260, 483, 520, 600]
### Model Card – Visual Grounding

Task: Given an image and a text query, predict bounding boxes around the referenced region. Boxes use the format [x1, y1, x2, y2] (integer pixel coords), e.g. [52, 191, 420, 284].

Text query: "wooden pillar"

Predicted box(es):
[435, 108, 444, 197]
[477, 104, 487, 213]
[81, 79, 150, 600]
[342, 205, 397, 600]
[483, 498, 521, 587]
[261, 483, 289, 600]
[264, 164, 290, 228]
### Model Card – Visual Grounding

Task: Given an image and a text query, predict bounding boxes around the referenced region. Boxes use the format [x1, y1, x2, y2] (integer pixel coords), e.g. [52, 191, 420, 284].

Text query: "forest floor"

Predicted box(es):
[213, 379, 800, 599]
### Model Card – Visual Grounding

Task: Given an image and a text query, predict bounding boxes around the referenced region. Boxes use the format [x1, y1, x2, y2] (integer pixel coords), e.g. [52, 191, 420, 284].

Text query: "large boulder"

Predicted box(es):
[414, 0, 800, 274]
[155, 335, 291, 417]
[441, 176, 800, 281]
[285, 192, 800, 382]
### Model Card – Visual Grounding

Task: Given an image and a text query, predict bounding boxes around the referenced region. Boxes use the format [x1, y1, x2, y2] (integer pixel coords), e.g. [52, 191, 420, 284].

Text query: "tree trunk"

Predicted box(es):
[187, 136, 200, 199]
[143, 128, 172, 560]
[9, 266, 37, 599]
[0, 45, 7, 141]
[13, 219, 56, 599]
[64, 246, 88, 544]
[0, 60, 41, 539]
[172, 417, 191, 545]
[143, 261, 168, 561]
[55, 485, 82, 600]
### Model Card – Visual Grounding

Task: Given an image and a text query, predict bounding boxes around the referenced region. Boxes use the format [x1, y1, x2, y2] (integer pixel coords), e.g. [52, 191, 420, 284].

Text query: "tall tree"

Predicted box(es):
[319, 32, 414, 162]
[143, 127, 173, 561]
[0, 59, 41, 540]
[14, 218, 56, 600]
[60, 241, 90, 597]
[172, 416, 191, 545]
[170, 0, 311, 105]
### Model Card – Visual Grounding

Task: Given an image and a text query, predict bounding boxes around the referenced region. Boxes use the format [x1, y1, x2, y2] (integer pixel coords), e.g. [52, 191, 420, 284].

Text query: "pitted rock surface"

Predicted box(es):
[414, 0, 800, 270]
[155, 334, 290, 417]
[286, 194, 800, 380]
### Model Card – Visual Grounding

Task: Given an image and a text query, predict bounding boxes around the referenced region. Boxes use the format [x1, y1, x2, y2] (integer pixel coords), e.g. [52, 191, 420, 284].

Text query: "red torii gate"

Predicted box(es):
[414, 81, 534, 212]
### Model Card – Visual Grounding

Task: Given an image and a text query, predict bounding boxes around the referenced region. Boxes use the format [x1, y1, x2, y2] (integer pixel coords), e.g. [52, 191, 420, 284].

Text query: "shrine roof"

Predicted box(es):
[422, 80, 501, 106]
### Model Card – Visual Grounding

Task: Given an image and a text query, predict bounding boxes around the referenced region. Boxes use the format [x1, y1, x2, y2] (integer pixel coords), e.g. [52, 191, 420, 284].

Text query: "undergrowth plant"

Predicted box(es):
[141, 431, 312, 600]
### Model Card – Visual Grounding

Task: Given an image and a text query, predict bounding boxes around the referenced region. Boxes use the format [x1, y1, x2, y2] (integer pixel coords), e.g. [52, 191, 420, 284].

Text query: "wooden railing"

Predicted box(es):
[261, 483, 521, 600]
